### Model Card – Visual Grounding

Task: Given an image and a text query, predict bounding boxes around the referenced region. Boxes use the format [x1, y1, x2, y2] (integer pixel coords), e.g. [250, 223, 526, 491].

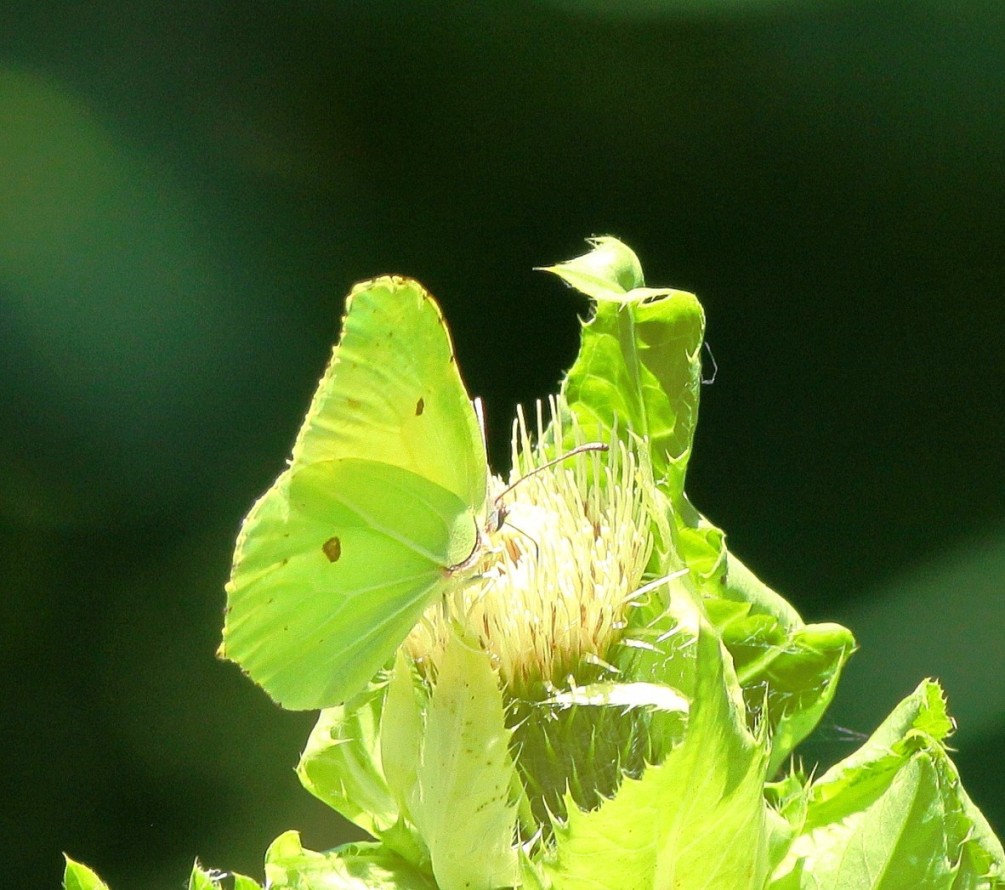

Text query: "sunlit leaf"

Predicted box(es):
[62, 857, 110, 890]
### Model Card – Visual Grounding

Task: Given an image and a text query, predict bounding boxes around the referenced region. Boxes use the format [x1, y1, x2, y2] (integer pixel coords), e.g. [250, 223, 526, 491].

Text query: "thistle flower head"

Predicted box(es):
[405, 398, 660, 698]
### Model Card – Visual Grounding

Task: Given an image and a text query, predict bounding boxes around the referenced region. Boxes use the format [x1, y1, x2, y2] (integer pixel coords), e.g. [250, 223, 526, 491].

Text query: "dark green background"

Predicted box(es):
[3, 3, 1002, 887]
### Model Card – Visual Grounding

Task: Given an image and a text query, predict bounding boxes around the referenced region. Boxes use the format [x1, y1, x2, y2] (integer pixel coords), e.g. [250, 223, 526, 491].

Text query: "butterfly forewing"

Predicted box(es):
[290, 276, 487, 516]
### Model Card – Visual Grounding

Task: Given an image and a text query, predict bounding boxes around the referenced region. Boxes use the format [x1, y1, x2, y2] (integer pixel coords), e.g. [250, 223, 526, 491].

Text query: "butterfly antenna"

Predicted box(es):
[494, 442, 609, 508]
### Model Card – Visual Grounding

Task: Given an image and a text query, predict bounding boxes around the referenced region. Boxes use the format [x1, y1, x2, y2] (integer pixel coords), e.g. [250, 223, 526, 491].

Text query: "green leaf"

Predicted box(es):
[380, 652, 425, 827]
[378, 654, 433, 870]
[541, 585, 770, 889]
[546, 238, 706, 491]
[297, 682, 434, 871]
[718, 551, 804, 630]
[264, 831, 437, 890]
[672, 535, 856, 773]
[188, 864, 219, 890]
[546, 242, 855, 760]
[770, 680, 1005, 888]
[189, 861, 260, 890]
[538, 235, 645, 300]
[297, 683, 399, 838]
[411, 628, 519, 890]
[668, 536, 855, 774]
[63, 856, 110, 890]
[707, 595, 856, 774]
[62, 852, 261, 890]
[764, 770, 810, 878]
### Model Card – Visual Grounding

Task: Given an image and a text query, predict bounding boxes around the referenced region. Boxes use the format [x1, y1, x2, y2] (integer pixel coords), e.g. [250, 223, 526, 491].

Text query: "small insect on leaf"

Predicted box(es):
[416, 397, 425, 416]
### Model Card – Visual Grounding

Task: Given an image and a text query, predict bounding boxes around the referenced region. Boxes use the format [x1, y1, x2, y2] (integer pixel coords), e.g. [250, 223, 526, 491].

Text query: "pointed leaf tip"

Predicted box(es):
[538, 236, 645, 301]
[62, 856, 110, 890]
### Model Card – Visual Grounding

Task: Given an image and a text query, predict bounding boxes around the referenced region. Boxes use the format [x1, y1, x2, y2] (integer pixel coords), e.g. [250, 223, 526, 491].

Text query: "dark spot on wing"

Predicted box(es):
[322, 536, 342, 562]
[415, 397, 425, 416]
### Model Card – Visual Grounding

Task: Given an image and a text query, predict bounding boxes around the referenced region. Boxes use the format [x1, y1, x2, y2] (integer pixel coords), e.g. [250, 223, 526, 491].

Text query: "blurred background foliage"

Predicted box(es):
[1, 3, 1002, 887]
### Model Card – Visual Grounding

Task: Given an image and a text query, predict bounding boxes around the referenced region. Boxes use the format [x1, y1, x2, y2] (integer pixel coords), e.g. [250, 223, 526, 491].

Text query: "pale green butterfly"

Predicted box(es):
[219, 276, 488, 710]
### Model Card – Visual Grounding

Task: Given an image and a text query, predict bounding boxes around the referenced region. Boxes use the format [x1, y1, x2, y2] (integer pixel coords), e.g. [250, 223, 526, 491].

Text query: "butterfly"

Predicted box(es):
[219, 276, 488, 710]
